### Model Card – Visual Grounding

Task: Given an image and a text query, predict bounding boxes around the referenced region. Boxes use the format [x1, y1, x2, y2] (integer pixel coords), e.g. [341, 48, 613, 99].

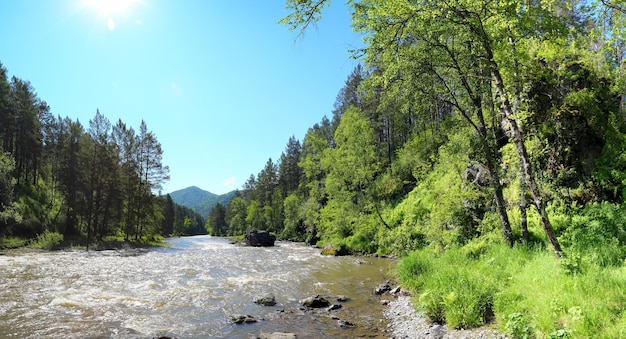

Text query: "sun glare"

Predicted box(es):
[82, 0, 141, 31]
[84, 0, 136, 16]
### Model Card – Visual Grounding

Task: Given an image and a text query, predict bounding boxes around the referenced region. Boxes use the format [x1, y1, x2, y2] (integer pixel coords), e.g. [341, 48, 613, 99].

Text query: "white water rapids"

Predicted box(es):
[0, 236, 393, 338]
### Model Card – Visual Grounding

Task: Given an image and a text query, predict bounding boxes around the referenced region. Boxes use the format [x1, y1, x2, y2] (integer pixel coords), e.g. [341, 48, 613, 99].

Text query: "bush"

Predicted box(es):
[30, 230, 63, 250]
[558, 202, 626, 267]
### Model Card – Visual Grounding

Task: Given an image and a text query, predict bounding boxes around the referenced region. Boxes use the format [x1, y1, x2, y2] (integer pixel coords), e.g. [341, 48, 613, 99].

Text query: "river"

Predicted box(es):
[0, 235, 394, 338]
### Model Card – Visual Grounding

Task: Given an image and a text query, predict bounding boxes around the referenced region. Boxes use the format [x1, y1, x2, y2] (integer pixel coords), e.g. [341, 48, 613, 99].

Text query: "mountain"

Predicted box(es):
[168, 186, 237, 218]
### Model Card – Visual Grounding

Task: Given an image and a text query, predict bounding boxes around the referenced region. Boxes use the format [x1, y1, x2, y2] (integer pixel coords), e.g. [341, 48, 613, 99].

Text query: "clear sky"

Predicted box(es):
[0, 0, 361, 195]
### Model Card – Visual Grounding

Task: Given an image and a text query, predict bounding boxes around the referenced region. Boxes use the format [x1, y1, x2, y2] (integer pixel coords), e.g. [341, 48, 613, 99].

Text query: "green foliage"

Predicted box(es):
[504, 312, 532, 339]
[557, 202, 626, 267]
[281, 193, 305, 241]
[30, 230, 63, 250]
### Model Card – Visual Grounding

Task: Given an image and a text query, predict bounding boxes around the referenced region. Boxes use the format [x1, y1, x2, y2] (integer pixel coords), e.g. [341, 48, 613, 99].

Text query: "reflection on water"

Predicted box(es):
[0, 236, 393, 338]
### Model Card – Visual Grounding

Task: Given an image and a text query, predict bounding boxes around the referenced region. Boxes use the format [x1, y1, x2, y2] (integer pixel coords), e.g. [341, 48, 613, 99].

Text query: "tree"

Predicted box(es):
[111, 119, 139, 240]
[320, 106, 379, 240]
[225, 197, 248, 235]
[57, 117, 86, 237]
[256, 158, 279, 206]
[134, 120, 169, 239]
[0, 63, 11, 154]
[0, 151, 20, 235]
[162, 194, 175, 236]
[10, 77, 42, 185]
[332, 64, 365, 130]
[278, 136, 303, 197]
[86, 110, 116, 242]
[207, 203, 227, 236]
[283, 0, 564, 255]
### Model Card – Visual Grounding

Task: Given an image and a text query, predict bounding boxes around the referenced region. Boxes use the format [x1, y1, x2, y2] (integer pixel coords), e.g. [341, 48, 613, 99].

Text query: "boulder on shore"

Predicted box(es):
[245, 230, 276, 247]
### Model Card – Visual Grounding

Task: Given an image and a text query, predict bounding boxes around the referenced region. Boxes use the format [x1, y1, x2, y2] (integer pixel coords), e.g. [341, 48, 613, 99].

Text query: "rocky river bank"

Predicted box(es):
[237, 279, 508, 339]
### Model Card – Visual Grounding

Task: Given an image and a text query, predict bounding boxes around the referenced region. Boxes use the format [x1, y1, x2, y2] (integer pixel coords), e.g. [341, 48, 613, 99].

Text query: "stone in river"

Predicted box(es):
[375, 282, 392, 295]
[300, 295, 330, 308]
[231, 314, 257, 324]
[254, 294, 277, 306]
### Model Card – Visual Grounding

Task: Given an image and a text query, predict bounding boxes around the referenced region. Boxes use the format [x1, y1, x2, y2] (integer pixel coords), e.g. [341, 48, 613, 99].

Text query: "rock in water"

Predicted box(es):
[327, 304, 342, 311]
[300, 295, 330, 308]
[231, 314, 257, 324]
[375, 282, 392, 295]
[254, 294, 277, 306]
[245, 230, 276, 247]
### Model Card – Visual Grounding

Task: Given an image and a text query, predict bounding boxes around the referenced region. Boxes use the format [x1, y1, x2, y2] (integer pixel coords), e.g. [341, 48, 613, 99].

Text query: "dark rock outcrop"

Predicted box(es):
[245, 230, 276, 247]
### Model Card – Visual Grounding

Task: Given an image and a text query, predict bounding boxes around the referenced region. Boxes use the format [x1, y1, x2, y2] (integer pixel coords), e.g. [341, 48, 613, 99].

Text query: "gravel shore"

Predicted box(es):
[383, 294, 507, 339]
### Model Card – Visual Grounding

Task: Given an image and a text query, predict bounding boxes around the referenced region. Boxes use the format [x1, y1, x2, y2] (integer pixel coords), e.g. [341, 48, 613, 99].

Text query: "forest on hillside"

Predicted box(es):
[0, 63, 205, 247]
[208, 1, 626, 336]
[209, 0, 626, 256]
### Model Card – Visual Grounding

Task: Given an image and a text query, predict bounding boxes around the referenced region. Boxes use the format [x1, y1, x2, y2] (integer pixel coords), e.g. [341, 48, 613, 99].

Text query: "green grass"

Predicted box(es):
[397, 242, 626, 338]
[0, 236, 34, 249]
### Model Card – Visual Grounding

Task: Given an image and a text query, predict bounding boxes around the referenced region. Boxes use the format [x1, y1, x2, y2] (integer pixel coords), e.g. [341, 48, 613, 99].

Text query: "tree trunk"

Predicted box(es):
[520, 157, 529, 243]
[473, 20, 562, 257]
[482, 139, 514, 247]
[491, 67, 562, 257]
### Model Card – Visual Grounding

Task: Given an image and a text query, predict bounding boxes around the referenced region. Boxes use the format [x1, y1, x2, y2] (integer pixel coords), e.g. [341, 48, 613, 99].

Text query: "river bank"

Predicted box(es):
[383, 294, 507, 339]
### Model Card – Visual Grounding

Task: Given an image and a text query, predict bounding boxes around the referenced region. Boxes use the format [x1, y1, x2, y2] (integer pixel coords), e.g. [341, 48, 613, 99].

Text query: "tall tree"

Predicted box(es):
[112, 119, 139, 240]
[10, 77, 42, 185]
[0, 63, 11, 154]
[162, 194, 175, 236]
[134, 120, 169, 239]
[278, 136, 303, 197]
[207, 203, 227, 235]
[57, 117, 86, 236]
[320, 106, 379, 239]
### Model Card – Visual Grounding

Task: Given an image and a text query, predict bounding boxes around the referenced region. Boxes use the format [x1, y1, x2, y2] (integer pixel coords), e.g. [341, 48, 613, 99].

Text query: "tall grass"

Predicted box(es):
[397, 241, 626, 337]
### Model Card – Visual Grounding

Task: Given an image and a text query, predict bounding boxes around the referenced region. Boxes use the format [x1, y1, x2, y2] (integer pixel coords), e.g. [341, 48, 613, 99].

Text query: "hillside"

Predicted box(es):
[169, 186, 236, 218]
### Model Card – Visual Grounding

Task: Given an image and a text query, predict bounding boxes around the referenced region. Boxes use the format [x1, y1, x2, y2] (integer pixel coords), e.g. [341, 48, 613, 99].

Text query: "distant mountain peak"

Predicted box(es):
[169, 186, 236, 217]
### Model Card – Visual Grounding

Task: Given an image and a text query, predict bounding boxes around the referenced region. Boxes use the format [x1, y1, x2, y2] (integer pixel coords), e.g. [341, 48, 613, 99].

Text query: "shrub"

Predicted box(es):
[558, 202, 626, 267]
[30, 230, 63, 250]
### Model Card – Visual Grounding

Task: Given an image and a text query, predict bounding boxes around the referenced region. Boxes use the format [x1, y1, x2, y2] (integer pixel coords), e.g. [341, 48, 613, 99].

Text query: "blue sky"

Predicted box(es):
[0, 0, 361, 195]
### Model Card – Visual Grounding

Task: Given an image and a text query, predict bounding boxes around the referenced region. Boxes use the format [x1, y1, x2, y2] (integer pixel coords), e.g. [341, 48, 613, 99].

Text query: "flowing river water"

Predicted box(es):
[0, 235, 395, 338]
